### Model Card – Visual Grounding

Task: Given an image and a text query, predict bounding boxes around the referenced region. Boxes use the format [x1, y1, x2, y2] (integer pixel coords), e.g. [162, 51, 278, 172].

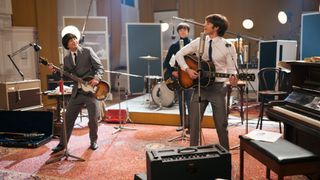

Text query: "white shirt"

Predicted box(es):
[176, 36, 238, 82]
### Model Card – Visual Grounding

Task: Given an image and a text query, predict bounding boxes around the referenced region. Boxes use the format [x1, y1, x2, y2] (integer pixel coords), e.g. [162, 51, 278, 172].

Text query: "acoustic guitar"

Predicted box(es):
[39, 57, 110, 100]
[178, 55, 256, 89]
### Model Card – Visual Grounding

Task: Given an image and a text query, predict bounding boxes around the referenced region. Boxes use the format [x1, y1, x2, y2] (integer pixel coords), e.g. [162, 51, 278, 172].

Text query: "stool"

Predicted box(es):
[227, 81, 245, 123]
[239, 135, 320, 180]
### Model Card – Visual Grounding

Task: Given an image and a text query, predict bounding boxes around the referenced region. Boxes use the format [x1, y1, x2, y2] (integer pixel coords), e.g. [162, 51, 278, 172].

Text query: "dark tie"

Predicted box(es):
[74, 53, 77, 65]
[208, 40, 213, 61]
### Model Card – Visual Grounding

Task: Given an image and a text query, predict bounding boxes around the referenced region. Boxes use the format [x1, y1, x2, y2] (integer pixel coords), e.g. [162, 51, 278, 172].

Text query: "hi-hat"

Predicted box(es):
[105, 70, 142, 78]
[139, 55, 159, 60]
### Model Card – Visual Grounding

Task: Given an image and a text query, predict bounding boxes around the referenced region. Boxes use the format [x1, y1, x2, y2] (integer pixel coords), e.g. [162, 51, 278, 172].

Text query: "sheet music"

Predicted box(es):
[244, 129, 282, 143]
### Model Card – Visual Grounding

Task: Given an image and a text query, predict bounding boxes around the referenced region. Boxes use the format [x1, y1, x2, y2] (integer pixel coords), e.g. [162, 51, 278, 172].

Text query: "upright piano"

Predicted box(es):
[266, 61, 320, 156]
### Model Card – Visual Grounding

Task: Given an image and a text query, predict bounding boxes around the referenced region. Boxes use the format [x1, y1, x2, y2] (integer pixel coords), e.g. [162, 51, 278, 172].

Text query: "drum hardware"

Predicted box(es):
[139, 55, 160, 102]
[105, 70, 142, 134]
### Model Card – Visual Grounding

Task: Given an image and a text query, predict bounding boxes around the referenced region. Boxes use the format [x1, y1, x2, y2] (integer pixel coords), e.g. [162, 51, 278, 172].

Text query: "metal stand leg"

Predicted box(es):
[168, 90, 190, 142]
[46, 71, 85, 164]
[112, 74, 136, 135]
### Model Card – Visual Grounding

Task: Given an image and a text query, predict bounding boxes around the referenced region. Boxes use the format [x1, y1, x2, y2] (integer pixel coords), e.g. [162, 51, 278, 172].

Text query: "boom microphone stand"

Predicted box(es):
[46, 65, 85, 164]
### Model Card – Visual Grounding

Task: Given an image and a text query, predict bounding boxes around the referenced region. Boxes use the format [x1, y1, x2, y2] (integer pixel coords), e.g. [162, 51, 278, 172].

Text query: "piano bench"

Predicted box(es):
[239, 135, 320, 180]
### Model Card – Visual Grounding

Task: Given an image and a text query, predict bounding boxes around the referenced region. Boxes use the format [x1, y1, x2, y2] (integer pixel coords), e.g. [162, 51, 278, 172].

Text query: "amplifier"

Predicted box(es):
[146, 144, 231, 180]
[0, 80, 42, 110]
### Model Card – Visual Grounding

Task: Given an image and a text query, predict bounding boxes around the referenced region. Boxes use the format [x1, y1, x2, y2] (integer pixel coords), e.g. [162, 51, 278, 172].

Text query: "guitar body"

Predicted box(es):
[178, 55, 256, 89]
[39, 57, 110, 101]
[179, 55, 216, 89]
[164, 67, 181, 91]
[80, 77, 110, 100]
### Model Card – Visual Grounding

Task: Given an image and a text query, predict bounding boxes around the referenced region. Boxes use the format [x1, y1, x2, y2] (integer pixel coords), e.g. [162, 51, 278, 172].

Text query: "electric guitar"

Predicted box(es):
[178, 55, 256, 89]
[39, 57, 110, 100]
[164, 68, 181, 91]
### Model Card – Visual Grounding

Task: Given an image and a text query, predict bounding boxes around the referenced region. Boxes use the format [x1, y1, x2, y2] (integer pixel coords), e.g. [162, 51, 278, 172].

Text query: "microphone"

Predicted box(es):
[30, 43, 42, 52]
[179, 39, 184, 49]
[243, 45, 249, 64]
[171, 25, 176, 40]
[198, 32, 206, 56]
[79, 35, 85, 44]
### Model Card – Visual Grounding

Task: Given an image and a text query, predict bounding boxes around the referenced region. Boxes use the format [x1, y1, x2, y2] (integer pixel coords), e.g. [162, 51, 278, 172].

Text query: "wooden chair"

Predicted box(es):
[256, 67, 288, 132]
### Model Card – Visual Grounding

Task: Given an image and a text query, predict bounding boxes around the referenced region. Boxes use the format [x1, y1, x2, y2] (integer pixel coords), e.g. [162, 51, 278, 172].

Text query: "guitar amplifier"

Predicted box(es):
[0, 80, 42, 110]
[146, 144, 231, 180]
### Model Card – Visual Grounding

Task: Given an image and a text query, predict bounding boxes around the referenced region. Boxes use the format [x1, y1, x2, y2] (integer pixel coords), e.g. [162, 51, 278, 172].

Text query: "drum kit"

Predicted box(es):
[106, 55, 175, 112]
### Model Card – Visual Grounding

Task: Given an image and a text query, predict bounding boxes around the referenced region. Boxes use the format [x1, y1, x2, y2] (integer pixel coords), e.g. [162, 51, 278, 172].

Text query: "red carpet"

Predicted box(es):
[0, 119, 308, 180]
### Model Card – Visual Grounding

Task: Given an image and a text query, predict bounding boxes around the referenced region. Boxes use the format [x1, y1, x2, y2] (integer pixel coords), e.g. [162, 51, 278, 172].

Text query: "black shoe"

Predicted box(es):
[89, 142, 98, 150]
[52, 144, 64, 153]
[176, 126, 183, 132]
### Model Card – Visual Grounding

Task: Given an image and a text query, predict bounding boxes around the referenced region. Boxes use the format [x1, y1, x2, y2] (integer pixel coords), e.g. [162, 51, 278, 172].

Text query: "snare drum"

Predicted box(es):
[144, 75, 162, 93]
[151, 81, 175, 107]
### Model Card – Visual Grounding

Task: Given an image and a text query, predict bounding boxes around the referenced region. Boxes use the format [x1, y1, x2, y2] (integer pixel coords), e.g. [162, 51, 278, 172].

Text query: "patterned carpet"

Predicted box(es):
[0, 118, 308, 180]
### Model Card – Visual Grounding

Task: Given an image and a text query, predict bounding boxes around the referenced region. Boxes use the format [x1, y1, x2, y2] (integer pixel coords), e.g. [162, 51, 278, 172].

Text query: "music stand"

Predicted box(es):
[105, 70, 141, 135]
[46, 65, 85, 164]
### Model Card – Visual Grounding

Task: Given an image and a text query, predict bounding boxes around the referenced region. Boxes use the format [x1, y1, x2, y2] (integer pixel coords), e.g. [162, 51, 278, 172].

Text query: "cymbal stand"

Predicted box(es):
[46, 65, 85, 164]
[124, 89, 134, 124]
[112, 73, 136, 135]
[168, 89, 189, 142]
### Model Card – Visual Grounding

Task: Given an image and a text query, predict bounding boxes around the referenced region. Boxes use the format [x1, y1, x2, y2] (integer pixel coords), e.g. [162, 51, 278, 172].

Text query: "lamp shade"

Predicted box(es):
[61, 25, 81, 40]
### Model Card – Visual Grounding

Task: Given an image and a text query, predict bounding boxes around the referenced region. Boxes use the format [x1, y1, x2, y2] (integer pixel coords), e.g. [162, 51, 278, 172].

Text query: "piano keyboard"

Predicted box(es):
[272, 106, 320, 128]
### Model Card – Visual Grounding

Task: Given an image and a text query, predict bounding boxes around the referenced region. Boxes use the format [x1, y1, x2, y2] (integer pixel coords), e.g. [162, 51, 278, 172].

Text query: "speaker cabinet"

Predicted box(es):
[259, 40, 297, 70]
[0, 80, 42, 110]
[147, 144, 231, 180]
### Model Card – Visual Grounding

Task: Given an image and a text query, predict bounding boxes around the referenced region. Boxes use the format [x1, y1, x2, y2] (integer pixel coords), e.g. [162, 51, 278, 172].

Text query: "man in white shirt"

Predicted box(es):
[175, 14, 238, 150]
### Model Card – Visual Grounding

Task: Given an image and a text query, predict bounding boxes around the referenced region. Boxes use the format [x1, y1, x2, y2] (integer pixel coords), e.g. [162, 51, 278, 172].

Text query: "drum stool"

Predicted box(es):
[240, 135, 320, 180]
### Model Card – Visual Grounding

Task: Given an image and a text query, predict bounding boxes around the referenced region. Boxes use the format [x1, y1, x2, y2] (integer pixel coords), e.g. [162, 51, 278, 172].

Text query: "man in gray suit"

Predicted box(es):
[51, 33, 104, 152]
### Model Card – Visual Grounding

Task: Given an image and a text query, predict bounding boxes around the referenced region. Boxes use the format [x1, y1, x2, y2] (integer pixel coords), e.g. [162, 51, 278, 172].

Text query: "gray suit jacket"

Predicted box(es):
[63, 46, 104, 98]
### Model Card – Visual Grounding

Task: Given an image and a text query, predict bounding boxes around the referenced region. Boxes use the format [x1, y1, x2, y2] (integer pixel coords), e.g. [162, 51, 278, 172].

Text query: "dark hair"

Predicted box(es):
[62, 33, 77, 49]
[205, 14, 229, 36]
[176, 22, 190, 32]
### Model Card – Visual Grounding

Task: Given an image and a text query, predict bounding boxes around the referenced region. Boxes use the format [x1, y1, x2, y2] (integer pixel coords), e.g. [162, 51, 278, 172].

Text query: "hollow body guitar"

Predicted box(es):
[178, 55, 255, 89]
[39, 57, 110, 100]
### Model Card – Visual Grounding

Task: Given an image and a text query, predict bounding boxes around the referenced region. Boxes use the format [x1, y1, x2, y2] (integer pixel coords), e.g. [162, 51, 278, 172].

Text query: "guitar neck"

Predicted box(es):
[51, 64, 85, 84]
[215, 73, 232, 78]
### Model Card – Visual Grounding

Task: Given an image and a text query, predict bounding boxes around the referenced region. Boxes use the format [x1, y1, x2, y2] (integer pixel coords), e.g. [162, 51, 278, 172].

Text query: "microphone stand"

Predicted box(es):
[197, 32, 206, 146]
[46, 65, 85, 164]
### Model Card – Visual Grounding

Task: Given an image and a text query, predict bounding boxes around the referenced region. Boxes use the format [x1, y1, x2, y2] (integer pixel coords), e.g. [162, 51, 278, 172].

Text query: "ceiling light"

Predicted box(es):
[242, 19, 254, 30]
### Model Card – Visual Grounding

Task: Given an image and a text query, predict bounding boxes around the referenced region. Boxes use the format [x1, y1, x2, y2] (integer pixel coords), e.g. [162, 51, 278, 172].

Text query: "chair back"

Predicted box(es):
[258, 67, 285, 91]
[258, 67, 288, 102]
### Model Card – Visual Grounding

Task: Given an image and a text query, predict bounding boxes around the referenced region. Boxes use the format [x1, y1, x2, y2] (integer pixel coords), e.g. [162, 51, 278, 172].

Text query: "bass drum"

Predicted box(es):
[151, 81, 175, 107]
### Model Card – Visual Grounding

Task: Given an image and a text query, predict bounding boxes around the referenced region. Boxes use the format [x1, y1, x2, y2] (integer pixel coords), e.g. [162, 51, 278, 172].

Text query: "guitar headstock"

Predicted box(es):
[239, 73, 256, 81]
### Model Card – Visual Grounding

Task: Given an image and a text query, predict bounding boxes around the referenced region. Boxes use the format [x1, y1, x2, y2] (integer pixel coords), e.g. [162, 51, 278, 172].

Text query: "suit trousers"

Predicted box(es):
[59, 92, 100, 146]
[189, 82, 229, 150]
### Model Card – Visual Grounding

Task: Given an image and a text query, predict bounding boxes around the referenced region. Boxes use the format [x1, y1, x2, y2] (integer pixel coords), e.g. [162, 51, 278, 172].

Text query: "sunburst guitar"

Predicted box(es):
[39, 57, 110, 100]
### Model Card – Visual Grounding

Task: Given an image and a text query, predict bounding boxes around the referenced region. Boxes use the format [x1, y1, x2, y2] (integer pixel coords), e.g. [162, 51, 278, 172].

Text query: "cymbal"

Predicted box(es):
[139, 55, 159, 60]
[105, 70, 142, 78]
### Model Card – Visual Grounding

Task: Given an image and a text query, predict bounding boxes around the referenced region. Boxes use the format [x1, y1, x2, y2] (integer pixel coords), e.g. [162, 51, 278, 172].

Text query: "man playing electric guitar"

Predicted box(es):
[49, 30, 104, 152]
[176, 14, 238, 150]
